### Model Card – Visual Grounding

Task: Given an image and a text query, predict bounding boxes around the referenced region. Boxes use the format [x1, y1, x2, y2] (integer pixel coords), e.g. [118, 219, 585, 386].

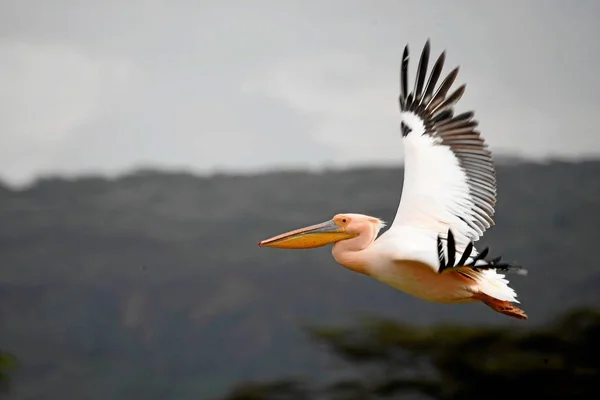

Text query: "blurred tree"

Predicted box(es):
[220, 307, 600, 400]
[0, 350, 17, 394]
[222, 380, 311, 400]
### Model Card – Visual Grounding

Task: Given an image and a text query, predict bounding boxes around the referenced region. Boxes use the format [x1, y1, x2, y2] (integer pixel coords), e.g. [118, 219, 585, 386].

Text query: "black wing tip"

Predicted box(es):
[437, 228, 525, 275]
[398, 41, 467, 126]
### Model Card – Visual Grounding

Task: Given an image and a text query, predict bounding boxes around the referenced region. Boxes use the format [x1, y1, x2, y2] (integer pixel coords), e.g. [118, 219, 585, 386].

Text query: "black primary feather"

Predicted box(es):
[446, 228, 455, 267]
[420, 51, 445, 108]
[437, 235, 445, 268]
[437, 229, 526, 275]
[399, 45, 409, 110]
[413, 40, 430, 106]
[457, 241, 473, 266]
[398, 40, 498, 240]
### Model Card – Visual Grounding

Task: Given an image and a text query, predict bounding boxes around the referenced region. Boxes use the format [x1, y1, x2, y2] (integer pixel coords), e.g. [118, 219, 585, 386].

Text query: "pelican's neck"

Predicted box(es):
[332, 237, 373, 276]
[330, 216, 385, 276]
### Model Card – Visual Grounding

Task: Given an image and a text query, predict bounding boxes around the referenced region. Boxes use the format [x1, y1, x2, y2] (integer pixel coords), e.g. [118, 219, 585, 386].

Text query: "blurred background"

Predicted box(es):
[1, 1, 599, 399]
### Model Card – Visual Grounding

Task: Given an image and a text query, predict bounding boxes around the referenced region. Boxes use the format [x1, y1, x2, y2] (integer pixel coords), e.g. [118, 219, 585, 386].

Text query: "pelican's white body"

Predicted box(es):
[332, 221, 519, 304]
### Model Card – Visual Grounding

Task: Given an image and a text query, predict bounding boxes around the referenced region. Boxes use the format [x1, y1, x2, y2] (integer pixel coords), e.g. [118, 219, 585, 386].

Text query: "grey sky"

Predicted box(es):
[1, 0, 599, 186]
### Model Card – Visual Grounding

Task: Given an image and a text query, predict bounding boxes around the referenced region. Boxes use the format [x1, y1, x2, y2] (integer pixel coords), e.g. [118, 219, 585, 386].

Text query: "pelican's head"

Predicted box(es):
[258, 213, 386, 249]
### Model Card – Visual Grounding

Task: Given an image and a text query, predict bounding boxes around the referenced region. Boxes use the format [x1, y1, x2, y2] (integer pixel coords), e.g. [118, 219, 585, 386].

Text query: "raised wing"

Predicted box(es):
[390, 40, 497, 249]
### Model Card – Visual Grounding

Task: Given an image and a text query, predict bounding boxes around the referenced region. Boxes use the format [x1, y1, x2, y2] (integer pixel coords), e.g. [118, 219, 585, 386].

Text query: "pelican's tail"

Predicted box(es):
[437, 229, 528, 319]
[449, 266, 520, 301]
[443, 265, 527, 319]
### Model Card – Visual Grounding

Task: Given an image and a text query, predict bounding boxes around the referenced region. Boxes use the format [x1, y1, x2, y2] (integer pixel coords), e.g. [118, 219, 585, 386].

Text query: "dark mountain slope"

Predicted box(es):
[0, 160, 598, 399]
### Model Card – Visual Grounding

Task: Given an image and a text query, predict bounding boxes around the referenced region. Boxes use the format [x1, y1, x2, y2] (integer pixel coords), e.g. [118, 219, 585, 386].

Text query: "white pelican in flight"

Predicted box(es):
[259, 41, 527, 320]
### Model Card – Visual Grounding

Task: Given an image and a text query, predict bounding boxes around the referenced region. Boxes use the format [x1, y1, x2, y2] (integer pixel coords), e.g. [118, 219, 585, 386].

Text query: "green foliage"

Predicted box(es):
[222, 307, 600, 399]
[224, 380, 311, 400]
[0, 350, 17, 393]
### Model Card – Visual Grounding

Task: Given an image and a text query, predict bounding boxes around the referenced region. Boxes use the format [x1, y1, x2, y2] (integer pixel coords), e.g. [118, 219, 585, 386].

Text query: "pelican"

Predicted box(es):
[259, 41, 527, 320]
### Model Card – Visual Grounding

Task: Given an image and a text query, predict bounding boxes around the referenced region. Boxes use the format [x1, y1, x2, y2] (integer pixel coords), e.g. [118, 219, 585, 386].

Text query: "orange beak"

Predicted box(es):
[258, 219, 356, 249]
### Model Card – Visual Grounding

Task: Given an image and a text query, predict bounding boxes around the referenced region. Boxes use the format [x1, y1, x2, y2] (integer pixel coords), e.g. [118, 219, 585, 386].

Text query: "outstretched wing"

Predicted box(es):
[389, 40, 497, 249]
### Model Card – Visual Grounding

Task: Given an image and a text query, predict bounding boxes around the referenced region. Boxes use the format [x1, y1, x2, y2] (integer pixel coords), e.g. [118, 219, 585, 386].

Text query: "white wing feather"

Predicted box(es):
[387, 41, 498, 251]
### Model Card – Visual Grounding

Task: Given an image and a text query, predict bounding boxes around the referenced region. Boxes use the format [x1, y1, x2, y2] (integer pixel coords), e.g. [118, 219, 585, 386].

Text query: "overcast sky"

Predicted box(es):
[1, 0, 599, 186]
